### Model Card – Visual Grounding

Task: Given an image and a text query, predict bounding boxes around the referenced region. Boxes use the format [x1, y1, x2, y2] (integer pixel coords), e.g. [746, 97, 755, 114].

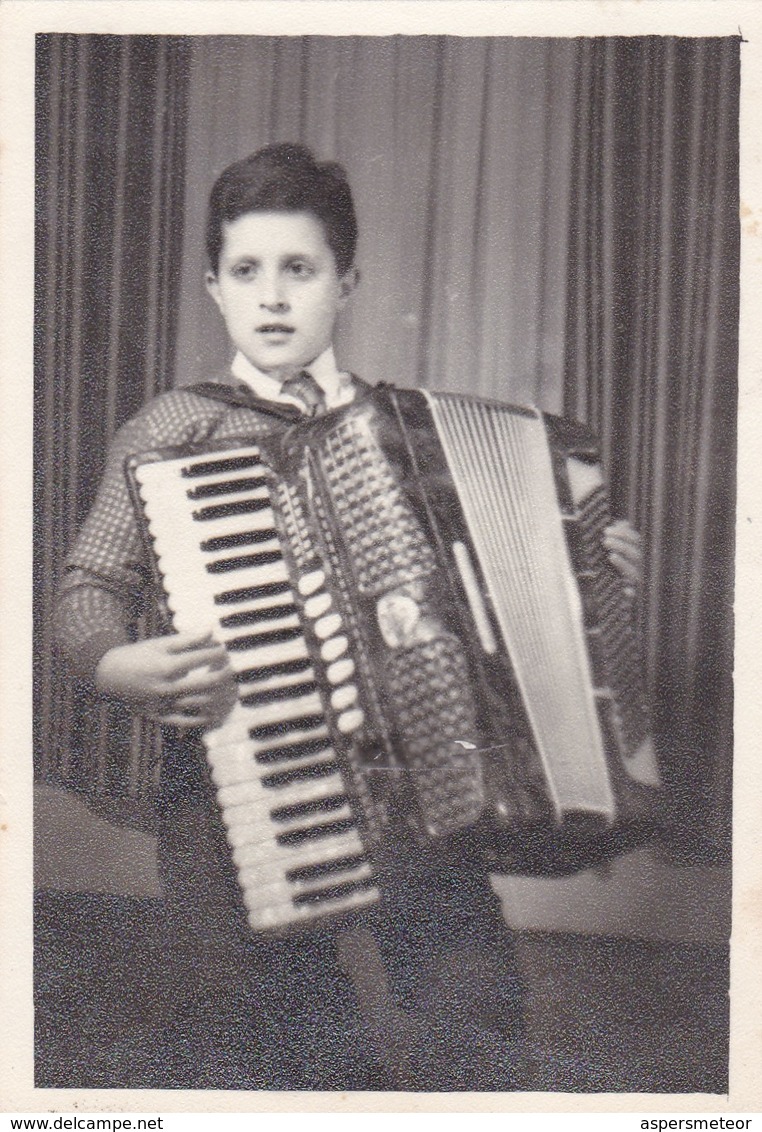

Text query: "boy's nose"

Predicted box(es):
[258, 274, 289, 311]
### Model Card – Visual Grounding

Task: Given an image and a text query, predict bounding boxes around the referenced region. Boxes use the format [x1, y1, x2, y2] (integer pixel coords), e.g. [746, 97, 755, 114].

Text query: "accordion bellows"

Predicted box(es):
[128, 387, 660, 935]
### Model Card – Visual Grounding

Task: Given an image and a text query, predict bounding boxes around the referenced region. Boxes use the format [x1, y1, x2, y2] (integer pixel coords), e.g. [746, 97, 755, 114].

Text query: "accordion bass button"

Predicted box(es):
[321, 635, 348, 662]
[298, 569, 326, 596]
[327, 658, 354, 684]
[331, 684, 358, 711]
[315, 613, 342, 640]
[304, 592, 332, 619]
[337, 708, 364, 734]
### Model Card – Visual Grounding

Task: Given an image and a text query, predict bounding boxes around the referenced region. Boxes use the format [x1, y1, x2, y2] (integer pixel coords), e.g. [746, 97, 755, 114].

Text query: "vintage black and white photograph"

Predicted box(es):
[3, 3, 752, 1108]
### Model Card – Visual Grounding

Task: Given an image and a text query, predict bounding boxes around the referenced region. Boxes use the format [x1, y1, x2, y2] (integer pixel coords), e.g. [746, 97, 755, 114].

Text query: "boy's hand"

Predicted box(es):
[603, 519, 643, 601]
[95, 631, 237, 729]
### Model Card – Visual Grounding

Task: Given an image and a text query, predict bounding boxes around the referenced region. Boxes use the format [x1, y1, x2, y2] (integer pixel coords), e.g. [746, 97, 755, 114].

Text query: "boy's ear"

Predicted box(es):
[205, 270, 223, 312]
[337, 266, 359, 308]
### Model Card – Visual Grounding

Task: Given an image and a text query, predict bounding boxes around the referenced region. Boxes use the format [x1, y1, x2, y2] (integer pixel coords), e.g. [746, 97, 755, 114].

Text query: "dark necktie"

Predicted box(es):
[280, 370, 327, 418]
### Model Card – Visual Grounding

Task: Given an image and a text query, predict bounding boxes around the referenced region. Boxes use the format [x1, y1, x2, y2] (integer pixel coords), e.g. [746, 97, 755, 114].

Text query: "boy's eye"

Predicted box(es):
[286, 261, 314, 279]
[231, 262, 257, 278]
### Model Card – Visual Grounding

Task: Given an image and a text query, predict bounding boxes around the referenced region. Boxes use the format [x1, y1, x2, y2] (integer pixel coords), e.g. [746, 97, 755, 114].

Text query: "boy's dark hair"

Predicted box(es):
[205, 143, 358, 276]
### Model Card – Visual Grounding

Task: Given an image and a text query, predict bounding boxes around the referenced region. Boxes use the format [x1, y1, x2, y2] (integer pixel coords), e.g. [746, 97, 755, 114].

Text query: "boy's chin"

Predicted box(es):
[245, 348, 310, 376]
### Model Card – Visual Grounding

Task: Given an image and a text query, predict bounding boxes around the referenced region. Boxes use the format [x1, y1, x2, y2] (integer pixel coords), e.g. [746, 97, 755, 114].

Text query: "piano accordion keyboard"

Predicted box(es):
[132, 445, 380, 934]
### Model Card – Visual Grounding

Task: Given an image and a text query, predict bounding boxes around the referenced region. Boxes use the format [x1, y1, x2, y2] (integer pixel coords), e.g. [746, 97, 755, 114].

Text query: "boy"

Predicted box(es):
[57, 143, 642, 1091]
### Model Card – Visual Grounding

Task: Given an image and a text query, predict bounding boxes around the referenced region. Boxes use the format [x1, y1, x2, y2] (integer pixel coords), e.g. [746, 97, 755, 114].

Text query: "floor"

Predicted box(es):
[33, 890, 728, 1094]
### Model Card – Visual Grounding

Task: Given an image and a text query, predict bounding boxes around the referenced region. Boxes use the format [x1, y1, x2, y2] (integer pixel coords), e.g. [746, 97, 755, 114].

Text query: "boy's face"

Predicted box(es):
[206, 210, 356, 378]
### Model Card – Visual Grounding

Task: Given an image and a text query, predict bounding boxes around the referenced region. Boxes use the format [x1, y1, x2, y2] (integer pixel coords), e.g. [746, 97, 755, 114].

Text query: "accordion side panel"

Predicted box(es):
[127, 441, 383, 936]
[544, 416, 660, 797]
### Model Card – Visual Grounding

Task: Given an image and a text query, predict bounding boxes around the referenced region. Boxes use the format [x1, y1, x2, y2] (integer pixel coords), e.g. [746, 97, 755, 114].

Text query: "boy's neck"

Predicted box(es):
[231, 346, 354, 409]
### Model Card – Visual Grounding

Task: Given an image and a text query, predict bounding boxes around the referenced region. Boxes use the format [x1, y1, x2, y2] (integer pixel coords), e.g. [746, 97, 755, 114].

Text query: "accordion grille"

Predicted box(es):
[427, 394, 615, 821]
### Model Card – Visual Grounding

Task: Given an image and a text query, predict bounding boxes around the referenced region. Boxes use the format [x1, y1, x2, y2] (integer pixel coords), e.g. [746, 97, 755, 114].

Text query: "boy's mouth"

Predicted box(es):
[257, 323, 294, 335]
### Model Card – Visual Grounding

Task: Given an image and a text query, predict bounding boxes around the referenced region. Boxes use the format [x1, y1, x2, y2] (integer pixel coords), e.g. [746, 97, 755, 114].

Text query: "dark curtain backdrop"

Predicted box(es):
[35, 35, 191, 822]
[565, 38, 738, 860]
[35, 34, 738, 862]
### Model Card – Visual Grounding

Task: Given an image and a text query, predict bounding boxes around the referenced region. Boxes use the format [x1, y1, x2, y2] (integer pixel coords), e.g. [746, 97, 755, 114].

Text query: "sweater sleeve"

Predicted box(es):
[54, 407, 163, 681]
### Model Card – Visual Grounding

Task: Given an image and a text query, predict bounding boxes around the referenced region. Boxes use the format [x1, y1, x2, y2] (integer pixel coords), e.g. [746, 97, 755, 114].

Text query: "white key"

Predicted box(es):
[331, 684, 358, 711]
[321, 635, 348, 662]
[218, 753, 333, 810]
[298, 569, 326, 596]
[239, 857, 373, 913]
[217, 611, 301, 648]
[315, 613, 343, 640]
[193, 508, 277, 542]
[204, 535, 283, 566]
[337, 708, 364, 734]
[247, 884, 380, 933]
[238, 666, 316, 693]
[211, 558, 290, 595]
[220, 588, 297, 617]
[225, 636, 310, 673]
[243, 690, 323, 727]
[327, 658, 355, 684]
[223, 775, 339, 848]
[237, 826, 366, 885]
[235, 805, 354, 861]
[205, 710, 255, 749]
[227, 774, 346, 840]
[303, 592, 332, 619]
[207, 748, 261, 790]
[185, 463, 267, 488]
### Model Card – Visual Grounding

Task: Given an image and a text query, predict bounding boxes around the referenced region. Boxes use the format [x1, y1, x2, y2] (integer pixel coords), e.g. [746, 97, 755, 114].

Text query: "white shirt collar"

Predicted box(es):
[230, 346, 355, 410]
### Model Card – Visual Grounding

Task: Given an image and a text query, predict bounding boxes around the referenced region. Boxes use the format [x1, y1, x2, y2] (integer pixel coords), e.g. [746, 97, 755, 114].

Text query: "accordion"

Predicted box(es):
[128, 386, 660, 935]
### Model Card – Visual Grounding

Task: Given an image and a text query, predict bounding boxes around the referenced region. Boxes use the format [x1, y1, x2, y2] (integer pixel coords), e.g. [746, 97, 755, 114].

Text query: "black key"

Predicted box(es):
[250, 714, 325, 742]
[236, 657, 311, 683]
[262, 760, 337, 789]
[219, 602, 297, 629]
[271, 793, 347, 823]
[201, 529, 276, 553]
[293, 877, 377, 906]
[187, 475, 267, 500]
[255, 736, 332, 764]
[227, 625, 302, 652]
[287, 853, 366, 883]
[182, 453, 262, 478]
[215, 580, 290, 605]
[277, 817, 355, 847]
[241, 680, 317, 707]
[193, 498, 270, 522]
[206, 549, 281, 574]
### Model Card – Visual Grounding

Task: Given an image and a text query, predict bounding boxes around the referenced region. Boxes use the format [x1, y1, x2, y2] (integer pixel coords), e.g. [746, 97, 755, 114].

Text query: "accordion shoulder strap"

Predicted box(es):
[186, 374, 378, 422]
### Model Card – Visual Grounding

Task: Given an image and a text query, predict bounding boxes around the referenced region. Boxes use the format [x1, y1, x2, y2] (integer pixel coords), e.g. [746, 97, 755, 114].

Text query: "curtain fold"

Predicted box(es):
[35, 34, 191, 821]
[565, 37, 739, 861]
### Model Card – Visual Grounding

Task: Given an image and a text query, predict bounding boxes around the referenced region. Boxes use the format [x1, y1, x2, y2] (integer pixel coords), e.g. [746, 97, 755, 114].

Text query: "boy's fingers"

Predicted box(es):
[166, 646, 232, 678]
[166, 630, 219, 653]
[172, 694, 212, 710]
[174, 688, 236, 710]
[154, 712, 209, 730]
[607, 550, 640, 584]
[155, 704, 232, 728]
[171, 663, 236, 693]
[604, 521, 642, 547]
[602, 534, 638, 561]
